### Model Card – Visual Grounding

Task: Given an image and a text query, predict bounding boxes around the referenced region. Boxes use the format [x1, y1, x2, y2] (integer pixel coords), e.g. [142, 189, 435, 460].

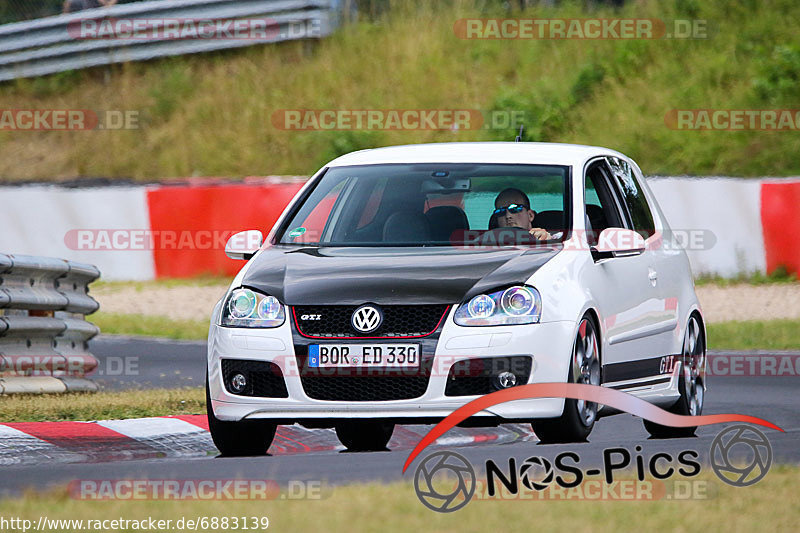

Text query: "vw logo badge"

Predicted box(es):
[352, 304, 383, 333]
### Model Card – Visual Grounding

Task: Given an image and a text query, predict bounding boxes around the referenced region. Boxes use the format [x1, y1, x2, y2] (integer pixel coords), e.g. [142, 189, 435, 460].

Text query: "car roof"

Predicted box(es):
[325, 142, 630, 168]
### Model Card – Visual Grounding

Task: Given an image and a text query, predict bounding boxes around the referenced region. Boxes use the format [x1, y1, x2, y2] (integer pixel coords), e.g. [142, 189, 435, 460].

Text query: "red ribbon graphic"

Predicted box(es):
[403, 383, 783, 473]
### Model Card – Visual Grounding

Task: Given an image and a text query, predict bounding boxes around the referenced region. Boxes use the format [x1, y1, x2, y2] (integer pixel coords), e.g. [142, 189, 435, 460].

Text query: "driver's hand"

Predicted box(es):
[529, 227, 551, 240]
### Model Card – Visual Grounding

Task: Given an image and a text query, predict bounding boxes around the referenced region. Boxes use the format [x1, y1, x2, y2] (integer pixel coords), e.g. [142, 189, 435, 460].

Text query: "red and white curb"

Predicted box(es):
[0, 416, 536, 466]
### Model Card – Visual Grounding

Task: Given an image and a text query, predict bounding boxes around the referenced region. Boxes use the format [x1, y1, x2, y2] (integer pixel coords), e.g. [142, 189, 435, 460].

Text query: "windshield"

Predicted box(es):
[277, 163, 570, 247]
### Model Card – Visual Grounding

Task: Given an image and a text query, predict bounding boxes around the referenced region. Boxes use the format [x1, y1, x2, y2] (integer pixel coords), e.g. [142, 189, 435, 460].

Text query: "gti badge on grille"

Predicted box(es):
[351, 304, 383, 333]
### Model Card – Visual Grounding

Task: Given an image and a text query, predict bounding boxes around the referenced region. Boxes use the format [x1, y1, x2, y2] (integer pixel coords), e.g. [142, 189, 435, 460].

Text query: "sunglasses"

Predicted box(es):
[492, 204, 528, 217]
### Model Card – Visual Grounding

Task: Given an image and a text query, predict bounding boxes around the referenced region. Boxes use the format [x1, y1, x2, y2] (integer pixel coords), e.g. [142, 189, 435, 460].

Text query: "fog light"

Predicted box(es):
[494, 371, 517, 389]
[230, 373, 247, 393]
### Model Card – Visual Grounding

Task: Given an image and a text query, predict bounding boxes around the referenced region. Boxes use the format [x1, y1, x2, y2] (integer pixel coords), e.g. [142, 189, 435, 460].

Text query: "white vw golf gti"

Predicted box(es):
[206, 142, 706, 455]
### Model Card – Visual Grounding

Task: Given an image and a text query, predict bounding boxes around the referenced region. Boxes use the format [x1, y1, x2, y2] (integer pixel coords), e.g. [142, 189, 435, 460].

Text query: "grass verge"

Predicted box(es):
[0, 387, 204, 422]
[90, 311, 209, 341]
[90, 312, 800, 351]
[695, 266, 798, 286]
[705, 319, 800, 351]
[92, 276, 231, 291]
[0, 467, 798, 532]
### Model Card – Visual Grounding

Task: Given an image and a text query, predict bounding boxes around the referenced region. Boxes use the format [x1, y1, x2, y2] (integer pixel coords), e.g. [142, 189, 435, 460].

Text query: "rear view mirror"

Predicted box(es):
[421, 177, 472, 193]
[225, 230, 263, 260]
[590, 228, 646, 261]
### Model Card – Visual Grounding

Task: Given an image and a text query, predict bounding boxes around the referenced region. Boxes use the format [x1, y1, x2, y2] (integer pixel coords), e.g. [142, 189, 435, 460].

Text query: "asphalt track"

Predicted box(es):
[0, 336, 797, 496]
[88, 336, 207, 390]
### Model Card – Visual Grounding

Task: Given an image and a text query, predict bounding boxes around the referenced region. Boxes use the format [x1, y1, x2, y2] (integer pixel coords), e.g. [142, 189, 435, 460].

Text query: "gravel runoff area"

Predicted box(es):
[89, 281, 800, 324]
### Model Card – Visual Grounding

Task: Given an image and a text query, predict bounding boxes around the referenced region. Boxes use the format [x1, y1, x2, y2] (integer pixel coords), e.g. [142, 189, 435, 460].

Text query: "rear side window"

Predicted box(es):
[607, 157, 655, 238]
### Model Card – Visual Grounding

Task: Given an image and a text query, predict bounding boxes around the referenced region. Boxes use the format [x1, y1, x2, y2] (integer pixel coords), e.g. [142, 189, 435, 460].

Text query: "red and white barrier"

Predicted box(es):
[0, 177, 797, 280]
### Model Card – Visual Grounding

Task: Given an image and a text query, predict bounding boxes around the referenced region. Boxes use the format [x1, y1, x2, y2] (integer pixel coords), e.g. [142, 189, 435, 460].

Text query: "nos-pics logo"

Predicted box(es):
[413, 425, 773, 512]
[414, 451, 476, 513]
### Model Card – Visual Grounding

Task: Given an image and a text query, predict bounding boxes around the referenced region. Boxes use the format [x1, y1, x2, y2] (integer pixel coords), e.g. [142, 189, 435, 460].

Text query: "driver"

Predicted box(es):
[493, 188, 555, 240]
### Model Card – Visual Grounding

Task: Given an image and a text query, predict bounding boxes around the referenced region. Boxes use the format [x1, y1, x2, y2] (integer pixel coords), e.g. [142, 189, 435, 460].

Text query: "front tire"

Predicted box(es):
[206, 373, 277, 456]
[335, 421, 394, 451]
[532, 315, 601, 443]
[643, 315, 706, 439]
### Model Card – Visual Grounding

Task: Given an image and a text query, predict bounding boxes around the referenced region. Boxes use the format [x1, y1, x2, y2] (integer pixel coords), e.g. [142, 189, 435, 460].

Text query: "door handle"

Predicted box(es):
[648, 268, 658, 286]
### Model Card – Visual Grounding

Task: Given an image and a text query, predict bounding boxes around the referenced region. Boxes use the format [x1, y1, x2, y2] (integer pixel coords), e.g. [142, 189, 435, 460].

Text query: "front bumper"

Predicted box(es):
[207, 307, 576, 423]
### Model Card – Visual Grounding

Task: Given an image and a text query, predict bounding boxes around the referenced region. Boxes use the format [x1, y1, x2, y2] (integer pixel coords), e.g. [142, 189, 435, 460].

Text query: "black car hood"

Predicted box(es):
[240, 245, 561, 305]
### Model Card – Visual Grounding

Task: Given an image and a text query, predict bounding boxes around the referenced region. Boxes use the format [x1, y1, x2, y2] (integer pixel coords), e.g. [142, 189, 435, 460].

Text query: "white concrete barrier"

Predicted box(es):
[647, 177, 766, 277]
[0, 186, 154, 280]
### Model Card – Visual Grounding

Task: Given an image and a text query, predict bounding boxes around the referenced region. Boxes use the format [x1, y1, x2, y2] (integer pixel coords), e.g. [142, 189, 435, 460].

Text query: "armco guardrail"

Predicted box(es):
[0, 0, 337, 82]
[0, 254, 101, 394]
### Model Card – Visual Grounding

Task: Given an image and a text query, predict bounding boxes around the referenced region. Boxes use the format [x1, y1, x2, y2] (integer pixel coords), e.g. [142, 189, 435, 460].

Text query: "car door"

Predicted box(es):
[583, 159, 671, 382]
[607, 157, 678, 356]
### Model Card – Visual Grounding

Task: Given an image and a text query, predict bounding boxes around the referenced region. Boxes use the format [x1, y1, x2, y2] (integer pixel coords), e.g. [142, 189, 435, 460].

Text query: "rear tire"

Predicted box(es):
[532, 315, 600, 444]
[644, 315, 706, 439]
[206, 373, 277, 456]
[335, 421, 394, 451]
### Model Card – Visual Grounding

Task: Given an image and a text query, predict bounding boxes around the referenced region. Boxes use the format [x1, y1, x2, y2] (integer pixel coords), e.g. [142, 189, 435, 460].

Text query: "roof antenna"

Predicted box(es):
[515, 124, 524, 142]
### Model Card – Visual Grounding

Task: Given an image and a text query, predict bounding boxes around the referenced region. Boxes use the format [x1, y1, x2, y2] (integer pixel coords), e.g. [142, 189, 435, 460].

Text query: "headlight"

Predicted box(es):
[221, 288, 286, 328]
[454, 286, 542, 326]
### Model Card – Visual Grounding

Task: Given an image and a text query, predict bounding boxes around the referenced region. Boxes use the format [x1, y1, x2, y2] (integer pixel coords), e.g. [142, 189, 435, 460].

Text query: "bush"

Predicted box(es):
[752, 45, 800, 104]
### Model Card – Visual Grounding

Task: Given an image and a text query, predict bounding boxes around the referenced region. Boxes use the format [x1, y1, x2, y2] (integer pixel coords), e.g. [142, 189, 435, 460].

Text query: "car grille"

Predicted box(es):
[444, 356, 532, 397]
[294, 345, 432, 401]
[292, 305, 449, 338]
[221, 359, 288, 398]
[300, 375, 430, 401]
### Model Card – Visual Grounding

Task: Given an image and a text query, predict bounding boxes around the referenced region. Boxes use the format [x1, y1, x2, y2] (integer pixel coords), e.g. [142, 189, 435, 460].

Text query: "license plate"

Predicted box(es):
[308, 344, 420, 368]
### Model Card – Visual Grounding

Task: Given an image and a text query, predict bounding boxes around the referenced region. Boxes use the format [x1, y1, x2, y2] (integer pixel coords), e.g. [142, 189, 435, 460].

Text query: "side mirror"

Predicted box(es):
[590, 228, 646, 261]
[225, 230, 263, 260]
